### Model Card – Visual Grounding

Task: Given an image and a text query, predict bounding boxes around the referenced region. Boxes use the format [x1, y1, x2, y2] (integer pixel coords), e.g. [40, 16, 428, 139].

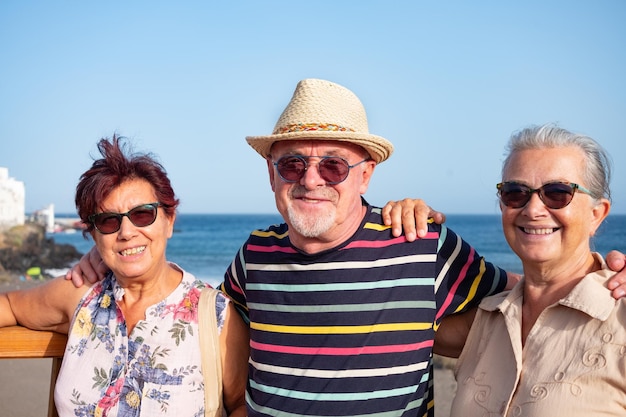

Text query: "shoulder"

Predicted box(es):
[363, 204, 444, 237]
[565, 259, 624, 319]
[478, 289, 515, 312]
[247, 222, 289, 242]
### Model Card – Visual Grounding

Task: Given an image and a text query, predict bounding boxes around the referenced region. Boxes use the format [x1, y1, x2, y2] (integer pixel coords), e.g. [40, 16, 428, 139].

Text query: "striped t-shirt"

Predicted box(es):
[221, 204, 506, 417]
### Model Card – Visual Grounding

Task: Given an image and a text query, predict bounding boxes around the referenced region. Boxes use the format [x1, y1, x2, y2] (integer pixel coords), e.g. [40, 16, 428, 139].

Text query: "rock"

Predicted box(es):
[0, 222, 83, 278]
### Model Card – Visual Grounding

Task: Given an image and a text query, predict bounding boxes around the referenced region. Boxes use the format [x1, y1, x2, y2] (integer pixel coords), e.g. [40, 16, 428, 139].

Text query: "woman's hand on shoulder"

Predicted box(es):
[65, 246, 109, 287]
[606, 250, 626, 299]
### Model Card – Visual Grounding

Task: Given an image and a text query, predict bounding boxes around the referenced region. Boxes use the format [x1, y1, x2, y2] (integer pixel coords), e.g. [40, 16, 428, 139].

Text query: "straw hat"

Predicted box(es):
[246, 78, 394, 163]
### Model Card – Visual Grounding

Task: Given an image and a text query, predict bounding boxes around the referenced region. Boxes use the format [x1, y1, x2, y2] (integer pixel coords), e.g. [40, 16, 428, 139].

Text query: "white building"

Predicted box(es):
[32, 203, 55, 233]
[0, 167, 25, 231]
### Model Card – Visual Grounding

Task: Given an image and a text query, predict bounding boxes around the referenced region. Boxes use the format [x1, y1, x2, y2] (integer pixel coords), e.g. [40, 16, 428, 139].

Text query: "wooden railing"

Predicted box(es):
[0, 326, 67, 417]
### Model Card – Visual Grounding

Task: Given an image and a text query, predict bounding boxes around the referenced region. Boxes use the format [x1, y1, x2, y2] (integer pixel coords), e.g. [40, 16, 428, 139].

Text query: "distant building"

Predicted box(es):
[31, 203, 55, 233]
[0, 167, 25, 231]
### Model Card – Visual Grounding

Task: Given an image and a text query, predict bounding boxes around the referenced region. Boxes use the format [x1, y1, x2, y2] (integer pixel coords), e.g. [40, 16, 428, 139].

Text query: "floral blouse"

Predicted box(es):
[54, 265, 228, 417]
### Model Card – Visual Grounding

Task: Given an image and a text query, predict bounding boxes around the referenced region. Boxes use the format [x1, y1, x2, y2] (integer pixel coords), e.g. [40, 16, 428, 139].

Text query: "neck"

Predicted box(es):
[522, 252, 599, 305]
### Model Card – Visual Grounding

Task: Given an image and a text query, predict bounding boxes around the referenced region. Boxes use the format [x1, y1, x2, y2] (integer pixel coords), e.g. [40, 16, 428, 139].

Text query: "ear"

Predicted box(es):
[358, 160, 377, 195]
[166, 211, 176, 239]
[266, 158, 277, 192]
[589, 198, 611, 236]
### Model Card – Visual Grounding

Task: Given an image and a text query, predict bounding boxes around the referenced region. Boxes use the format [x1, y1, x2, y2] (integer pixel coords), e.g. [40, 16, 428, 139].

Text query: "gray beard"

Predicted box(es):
[287, 205, 336, 238]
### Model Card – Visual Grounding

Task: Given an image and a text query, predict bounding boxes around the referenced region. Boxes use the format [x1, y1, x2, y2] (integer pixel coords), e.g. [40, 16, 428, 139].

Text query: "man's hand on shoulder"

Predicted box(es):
[65, 246, 108, 287]
[382, 198, 446, 242]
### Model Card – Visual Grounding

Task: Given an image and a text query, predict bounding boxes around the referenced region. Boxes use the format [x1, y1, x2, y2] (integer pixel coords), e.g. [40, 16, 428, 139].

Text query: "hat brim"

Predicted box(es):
[246, 131, 394, 164]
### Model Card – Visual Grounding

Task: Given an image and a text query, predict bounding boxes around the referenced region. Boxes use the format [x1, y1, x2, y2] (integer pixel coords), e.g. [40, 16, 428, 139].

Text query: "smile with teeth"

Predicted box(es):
[300, 197, 325, 203]
[120, 246, 146, 256]
[520, 227, 559, 235]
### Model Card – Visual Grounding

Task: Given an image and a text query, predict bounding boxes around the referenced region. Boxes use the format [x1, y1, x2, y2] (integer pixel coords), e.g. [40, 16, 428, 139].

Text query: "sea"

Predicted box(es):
[49, 213, 626, 287]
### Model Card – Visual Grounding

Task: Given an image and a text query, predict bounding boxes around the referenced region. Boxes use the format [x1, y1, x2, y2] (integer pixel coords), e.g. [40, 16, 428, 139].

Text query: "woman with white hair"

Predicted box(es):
[450, 124, 625, 416]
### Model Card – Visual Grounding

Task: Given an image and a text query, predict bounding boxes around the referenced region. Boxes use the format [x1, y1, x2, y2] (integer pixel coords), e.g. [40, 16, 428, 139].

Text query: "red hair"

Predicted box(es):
[75, 135, 179, 237]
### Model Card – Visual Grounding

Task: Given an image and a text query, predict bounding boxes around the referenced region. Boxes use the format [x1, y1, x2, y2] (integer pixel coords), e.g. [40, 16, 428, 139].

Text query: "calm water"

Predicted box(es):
[50, 213, 626, 287]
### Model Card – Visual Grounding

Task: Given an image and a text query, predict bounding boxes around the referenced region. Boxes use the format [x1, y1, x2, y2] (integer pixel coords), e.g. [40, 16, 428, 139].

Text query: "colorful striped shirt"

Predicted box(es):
[221, 204, 506, 417]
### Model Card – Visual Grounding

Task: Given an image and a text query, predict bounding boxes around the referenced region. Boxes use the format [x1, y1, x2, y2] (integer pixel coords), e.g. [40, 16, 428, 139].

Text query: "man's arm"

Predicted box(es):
[434, 269, 519, 358]
[220, 301, 250, 417]
[433, 308, 477, 358]
[381, 199, 626, 299]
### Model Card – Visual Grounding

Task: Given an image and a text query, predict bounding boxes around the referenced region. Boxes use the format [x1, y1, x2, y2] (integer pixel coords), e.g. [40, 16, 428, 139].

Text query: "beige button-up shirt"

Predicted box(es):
[451, 254, 626, 416]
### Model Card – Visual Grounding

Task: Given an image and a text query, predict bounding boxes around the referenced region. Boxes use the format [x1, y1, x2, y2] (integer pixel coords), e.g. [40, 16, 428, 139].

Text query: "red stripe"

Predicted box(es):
[250, 339, 434, 356]
[247, 244, 297, 253]
[343, 232, 438, 249]
[436, 245, 475, 321]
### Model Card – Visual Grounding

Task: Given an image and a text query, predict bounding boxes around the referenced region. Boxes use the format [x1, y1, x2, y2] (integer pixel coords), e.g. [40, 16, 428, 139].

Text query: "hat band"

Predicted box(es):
[274, 123, 356, 134]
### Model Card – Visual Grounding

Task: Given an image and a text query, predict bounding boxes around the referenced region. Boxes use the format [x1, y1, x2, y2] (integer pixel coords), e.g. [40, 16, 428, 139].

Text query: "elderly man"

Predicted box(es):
[221, 78, 511, 417]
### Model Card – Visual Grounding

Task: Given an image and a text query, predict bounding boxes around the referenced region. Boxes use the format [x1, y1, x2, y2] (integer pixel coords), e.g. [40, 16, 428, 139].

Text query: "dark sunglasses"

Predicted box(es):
[273, 155, 370, 185]
[497, 182, 592, 209]
[88, 202, 161, 234]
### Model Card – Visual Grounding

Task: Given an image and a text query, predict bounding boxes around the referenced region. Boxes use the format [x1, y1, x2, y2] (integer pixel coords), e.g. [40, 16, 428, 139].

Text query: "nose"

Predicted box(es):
[116, 215, 137, 238]
[522, 190, 548, 215]
[299, 159, 326, 189]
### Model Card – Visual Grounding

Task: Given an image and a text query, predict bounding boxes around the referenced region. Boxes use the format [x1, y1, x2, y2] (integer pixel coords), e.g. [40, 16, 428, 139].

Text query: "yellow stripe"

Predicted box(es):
[363, 222, 391, 231]
[364, 217, 435, 232]
[251, 229, 289, 239]
[454, 259, 486, 313]
[251, 321, 432, 334]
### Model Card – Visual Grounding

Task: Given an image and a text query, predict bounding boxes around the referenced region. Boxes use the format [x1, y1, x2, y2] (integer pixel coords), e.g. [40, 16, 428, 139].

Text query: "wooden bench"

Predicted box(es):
[0, 326, 67, 417]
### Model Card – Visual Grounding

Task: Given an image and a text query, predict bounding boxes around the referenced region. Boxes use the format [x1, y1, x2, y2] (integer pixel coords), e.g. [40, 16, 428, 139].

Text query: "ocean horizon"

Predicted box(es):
[49, 213, 626, 288]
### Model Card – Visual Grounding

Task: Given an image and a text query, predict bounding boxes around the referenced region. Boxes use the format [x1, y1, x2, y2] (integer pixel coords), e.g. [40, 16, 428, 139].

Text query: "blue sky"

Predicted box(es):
[1, 1, 624, 215]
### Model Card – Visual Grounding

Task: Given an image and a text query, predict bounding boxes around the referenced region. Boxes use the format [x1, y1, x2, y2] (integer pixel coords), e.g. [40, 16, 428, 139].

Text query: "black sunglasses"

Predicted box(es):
[497, 182, 592, 209]
[273, 155, 370, 185]
[88, 202, 161, 234]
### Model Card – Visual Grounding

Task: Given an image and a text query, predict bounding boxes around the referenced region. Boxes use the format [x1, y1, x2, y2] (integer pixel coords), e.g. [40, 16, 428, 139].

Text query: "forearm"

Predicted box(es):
[3, 277, 83, 332]
[221, 302, 250, 416]
[433, 308, 476, 358]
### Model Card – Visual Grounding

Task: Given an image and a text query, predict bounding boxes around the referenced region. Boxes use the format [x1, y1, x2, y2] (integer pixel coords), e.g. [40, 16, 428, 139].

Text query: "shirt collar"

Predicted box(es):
[480, 253, 616, 321]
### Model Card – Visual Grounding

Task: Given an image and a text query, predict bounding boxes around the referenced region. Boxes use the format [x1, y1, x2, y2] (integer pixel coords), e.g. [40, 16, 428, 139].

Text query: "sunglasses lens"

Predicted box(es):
[93, 213, 122, 234]
[91, 204, 159, 234]
[318, 157, 350, 184]
[275, 156, 351, 184]
[499, 182, 577, 209]
[541, 183, 574, 209]
[499, 183, 530, 208]
[128, 205, 159, 227]
[276, 156, 306, 182]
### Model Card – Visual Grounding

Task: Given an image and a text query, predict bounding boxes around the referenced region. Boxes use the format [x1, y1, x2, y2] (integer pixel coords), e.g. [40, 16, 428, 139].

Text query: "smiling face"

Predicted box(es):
[267, 140, 376, 252]
[500, 146, 609, 272]
[90, 178, 175, 283]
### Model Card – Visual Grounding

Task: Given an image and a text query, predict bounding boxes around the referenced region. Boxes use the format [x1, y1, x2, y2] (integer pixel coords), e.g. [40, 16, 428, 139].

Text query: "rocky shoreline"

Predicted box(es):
[0, 222, 83, 282]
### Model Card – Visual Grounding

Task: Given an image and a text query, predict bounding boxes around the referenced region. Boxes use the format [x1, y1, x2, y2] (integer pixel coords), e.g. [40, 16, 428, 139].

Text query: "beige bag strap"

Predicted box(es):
[198, 287, 224, 417]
